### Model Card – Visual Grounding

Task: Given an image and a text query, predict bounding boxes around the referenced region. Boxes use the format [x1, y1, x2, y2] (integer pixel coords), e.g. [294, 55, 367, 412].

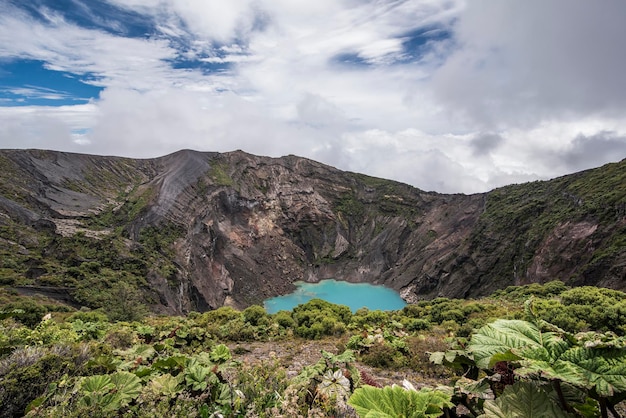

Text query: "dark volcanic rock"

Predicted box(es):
[0, 148, 624, 313]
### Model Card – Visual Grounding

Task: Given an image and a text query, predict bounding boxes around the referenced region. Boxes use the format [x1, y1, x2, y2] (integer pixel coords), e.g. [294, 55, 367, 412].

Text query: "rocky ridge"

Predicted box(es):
[0, 149, 624, 313]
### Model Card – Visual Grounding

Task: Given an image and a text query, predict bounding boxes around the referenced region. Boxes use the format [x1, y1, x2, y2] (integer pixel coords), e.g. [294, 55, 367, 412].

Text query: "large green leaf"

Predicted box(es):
[110, 371, 142, 405]
[322, 348, 356, 365]
[559, 347, 626, 397]
[318, 370, 350, 399]
[470, 318, 626, 399]
[348, 385, 452, 418]
[469, 319, 571, 369]
[80, 375, 120, 412]
[209, 343, 232, 363]
[82, 375, 114, 393]
[152, 355, 189, 374]
[185, 363, 213, 391]
[516, 357, 586, 387]
[146, 373, 182, 397]
[479, 382, 573, 418]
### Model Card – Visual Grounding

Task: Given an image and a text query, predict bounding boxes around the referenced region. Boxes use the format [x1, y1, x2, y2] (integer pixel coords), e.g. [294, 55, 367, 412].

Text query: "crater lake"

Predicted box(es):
[264, 279, 407, 313]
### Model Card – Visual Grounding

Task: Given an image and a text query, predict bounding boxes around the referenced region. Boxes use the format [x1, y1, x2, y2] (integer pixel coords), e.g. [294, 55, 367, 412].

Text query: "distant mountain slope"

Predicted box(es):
[0, 149, 624, 313]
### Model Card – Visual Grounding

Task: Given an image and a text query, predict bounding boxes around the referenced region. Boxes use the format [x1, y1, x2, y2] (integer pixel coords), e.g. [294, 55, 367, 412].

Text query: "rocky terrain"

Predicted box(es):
[0, 149, 624, 314]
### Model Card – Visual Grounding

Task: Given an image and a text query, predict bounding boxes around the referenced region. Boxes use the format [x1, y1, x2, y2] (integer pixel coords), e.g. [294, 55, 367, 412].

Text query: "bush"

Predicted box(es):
[406, 318, 431, 332]
[491, 280, 569, 301]
[405, 335, 452, 376]
[103, 327, 135, 349]
[402, 304, 427, 318]
[292, 299, 351, 339]
[234, 361, 288, 414]
[530, 286, 626, 334]
[242, 305, 268, 326]
[2, 300, 47, 328]
[351, 309, 389, 328]
[102, 282, 148, 322]
[197, 306, 242, 326]
[219, 318, 256, 341]
[0, 344, 92, 418]
[67, 310, 109, 324]
[360, 342, 404, 369]
[273, 311, 296, 329]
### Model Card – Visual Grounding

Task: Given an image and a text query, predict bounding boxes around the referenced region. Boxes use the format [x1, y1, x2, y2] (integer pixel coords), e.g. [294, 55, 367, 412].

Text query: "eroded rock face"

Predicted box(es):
[0, 149, 625, 313]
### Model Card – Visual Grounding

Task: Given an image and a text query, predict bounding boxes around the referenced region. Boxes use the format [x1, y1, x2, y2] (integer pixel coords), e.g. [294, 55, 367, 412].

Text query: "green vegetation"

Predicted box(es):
[351, 172, 422, 219]
[209, 163, 234, 187]
[335, 192, 365, 219]
[0, 175, 185, 321]
[349, 384, 453, 417]
[1, 281, 624, 417]
[431, 300, 626, 417]
[469, 160, 626, 287]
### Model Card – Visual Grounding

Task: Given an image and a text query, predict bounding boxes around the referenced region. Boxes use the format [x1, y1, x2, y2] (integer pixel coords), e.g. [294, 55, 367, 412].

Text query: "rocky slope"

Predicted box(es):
[0, 149, 624, 313]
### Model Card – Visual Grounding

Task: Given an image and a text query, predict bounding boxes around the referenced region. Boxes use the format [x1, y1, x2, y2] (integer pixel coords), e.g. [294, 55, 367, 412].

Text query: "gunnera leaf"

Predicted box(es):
[146, 373, 182, 397]
[82, 375, 114, 393]
[479, 381, 573, 418]
[209, 344, 232, 363]
[348, 384, 452, 418]
[469, 319, 571, 369]
[110, 371, 142, 405]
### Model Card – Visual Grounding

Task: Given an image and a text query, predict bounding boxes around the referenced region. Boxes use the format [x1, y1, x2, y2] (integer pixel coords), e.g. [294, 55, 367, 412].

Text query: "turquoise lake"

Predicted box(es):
[263, 279, 407, 313]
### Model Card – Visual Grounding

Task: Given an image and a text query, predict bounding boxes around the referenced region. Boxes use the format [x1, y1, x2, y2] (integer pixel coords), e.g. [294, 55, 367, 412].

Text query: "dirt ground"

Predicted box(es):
[228, 338, 626, 416]
[227, 337, 443, 388]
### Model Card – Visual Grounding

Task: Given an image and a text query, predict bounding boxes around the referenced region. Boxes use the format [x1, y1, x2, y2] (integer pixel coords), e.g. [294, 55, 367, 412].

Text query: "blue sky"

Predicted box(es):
[1, 0, 626, 193]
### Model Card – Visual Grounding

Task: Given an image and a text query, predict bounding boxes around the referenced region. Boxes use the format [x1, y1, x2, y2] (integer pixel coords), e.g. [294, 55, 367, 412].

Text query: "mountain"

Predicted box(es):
[0, 149, 624, 314]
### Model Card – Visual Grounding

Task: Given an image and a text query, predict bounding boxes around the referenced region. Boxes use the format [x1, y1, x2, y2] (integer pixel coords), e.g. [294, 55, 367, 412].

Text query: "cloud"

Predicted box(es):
[430, 0, 626, 129]
[105, 0, 259, 43]
[0, 104, 97, 150]
[0, 2, 193, 91]
[0, 85, 75, 101]
[561, 132, 626, 172]
[470, 133, 503, 157]
[1, 0, 626, 195]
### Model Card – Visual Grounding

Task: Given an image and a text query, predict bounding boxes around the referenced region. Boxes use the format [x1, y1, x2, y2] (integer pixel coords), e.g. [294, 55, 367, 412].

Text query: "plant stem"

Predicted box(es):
[600, 398, 609, 418]
[552, 380, 573, 414]
[608, 403, 622, 418]
[461, 398, 479, 417]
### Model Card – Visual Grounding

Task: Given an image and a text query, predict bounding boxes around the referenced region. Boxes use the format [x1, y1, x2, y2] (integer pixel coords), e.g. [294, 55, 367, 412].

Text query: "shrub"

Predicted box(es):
[0, 344, 92, 418]
[490, 280, 569, 301]
[102, 282, 148, 322]
[2, 300, 47, 328]
[405, 335, 451, 376]
[273, 311, 296, 329]
[531, 286, 626, 334]
[67, 310, 109, 324]
[351, 309, 389, 328]
[405, 318, 431, 332]
[292, 299, 351, 339]
[104, 327, 135, 349]
[197, 306, 242, 327]
[360, 342, 404, 369]
[402, 303, 428, 318]
[234, 361, 288, 414]
[242, 305, 268, 326]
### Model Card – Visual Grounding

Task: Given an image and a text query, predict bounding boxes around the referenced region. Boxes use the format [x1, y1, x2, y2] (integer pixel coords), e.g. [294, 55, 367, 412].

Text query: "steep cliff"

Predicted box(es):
[0, 149, 624, 313]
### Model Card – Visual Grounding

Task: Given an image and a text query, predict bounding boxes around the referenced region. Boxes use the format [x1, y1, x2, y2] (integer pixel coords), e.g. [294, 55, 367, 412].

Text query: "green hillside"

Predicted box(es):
[1, 282, 625, 417]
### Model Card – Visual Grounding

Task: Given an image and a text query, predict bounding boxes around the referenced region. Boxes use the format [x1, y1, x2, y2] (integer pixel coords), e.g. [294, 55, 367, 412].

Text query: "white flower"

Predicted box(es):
[318, 370, 350, 399]
[402, 379, 417, 392]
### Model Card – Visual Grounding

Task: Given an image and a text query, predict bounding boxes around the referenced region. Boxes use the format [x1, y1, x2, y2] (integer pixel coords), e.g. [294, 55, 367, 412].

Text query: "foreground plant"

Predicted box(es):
[432, 301, 626, 417]
[348, 382, 453, 418]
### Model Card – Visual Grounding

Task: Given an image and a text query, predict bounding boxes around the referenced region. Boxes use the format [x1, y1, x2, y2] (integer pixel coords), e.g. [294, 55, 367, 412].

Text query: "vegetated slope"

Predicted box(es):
[0, 148, 624, 314]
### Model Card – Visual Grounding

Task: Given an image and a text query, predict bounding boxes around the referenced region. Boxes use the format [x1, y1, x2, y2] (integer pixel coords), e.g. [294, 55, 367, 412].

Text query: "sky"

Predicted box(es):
[1, 0, 626, 194]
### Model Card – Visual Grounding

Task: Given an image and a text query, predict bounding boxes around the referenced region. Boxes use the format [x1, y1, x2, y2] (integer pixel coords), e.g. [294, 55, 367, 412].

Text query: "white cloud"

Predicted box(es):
[0, 104, 97, 150]
[430, 0, 626, 129]
[1, 0, 625, 194]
